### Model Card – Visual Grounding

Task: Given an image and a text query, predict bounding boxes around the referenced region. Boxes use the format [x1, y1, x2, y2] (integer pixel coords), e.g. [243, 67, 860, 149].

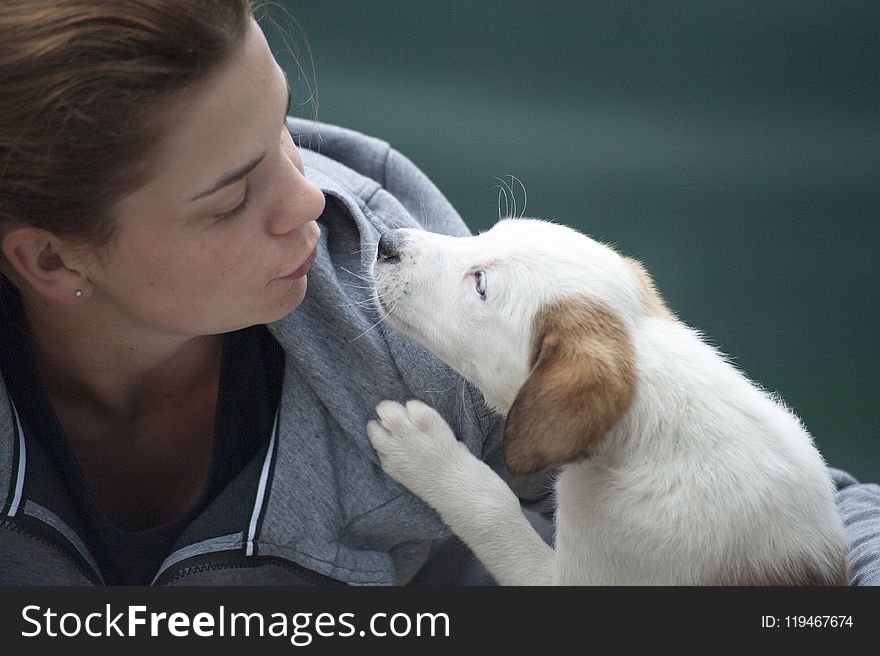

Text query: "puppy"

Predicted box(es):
[366, 218, 847, 585]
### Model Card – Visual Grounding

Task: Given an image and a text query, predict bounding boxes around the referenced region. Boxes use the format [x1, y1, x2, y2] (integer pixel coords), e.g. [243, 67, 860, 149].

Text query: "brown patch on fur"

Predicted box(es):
[503, 296, 637, 476]
[623, 257, 675, 320]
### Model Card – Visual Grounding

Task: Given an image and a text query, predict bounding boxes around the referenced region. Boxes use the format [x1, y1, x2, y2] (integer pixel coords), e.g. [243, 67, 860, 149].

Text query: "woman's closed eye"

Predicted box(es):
[214, 182, 251, 221]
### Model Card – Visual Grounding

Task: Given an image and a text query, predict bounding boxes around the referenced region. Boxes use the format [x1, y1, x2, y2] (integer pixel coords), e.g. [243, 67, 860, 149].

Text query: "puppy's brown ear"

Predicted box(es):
[503, 297, 637, 476]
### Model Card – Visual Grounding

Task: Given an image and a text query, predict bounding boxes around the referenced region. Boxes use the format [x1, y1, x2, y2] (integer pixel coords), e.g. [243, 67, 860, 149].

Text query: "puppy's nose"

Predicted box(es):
[377, 230, 403, 261]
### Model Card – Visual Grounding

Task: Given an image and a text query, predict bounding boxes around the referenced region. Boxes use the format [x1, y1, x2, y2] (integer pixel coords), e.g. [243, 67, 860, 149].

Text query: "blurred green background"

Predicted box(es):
[266, 1, 878, 482]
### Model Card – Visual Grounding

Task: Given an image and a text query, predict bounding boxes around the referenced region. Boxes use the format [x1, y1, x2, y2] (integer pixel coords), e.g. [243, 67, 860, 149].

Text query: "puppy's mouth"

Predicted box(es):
[372, 282, 418, 336]
[375, 292, 394, 316]
[370, 248, 418, 336]
[371, 276, 393, 312]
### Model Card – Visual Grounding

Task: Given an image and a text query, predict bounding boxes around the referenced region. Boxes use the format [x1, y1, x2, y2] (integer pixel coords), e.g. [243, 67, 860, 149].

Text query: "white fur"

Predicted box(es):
[366, 218, 846, 585]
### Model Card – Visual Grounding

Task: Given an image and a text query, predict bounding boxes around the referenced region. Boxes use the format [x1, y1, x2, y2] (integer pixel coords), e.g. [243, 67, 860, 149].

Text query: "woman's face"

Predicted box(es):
[78, 18, 325, 337]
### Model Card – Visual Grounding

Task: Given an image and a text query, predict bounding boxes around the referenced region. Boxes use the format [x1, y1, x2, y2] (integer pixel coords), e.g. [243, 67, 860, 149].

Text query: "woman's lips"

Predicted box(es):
[279, 244, 318, 281]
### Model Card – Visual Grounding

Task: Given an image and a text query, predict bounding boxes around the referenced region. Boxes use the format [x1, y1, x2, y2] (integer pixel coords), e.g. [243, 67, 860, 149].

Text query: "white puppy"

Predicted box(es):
[366, 218, 847, 585]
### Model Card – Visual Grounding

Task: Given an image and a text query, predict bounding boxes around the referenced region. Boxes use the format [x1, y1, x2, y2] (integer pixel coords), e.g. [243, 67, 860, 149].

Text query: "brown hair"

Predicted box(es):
[0, 0, 252, 277]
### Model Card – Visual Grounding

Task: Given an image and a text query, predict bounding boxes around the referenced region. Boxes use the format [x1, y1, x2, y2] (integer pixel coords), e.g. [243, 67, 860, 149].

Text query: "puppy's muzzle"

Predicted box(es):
[377, 230, 404, 262]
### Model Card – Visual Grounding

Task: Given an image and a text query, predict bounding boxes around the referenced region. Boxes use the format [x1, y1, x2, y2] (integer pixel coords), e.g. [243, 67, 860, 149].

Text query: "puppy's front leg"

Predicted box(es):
[367, 400, 555, 585]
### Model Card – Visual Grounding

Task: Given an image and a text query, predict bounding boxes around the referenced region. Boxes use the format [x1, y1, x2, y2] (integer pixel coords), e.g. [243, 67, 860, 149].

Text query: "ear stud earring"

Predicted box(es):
[74, 289, 83, 298]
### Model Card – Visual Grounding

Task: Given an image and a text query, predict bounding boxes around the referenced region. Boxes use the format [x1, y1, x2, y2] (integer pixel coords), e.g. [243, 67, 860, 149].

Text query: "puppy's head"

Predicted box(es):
[371, 218, 665, 475]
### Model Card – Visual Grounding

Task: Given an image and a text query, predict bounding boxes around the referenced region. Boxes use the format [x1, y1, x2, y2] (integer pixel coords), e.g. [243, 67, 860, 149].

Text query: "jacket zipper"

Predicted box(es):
[155, 557, 342, 586]
[0, 518, 103, 585]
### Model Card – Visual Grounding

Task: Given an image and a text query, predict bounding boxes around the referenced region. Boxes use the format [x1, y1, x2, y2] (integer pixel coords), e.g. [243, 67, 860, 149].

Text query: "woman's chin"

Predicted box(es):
[266, 275, 308, 323]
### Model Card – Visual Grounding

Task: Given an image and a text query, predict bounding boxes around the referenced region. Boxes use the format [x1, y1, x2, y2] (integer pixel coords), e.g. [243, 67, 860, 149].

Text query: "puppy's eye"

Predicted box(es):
[474, 270, 487, 299]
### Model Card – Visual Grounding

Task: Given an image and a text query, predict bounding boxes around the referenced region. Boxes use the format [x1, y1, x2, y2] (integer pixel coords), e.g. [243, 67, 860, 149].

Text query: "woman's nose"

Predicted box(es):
[266, 163, 325, 236]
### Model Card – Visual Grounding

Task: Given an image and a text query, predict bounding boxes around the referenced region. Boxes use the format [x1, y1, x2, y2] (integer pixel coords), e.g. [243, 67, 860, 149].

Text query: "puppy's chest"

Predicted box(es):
[553, 461, 665, 527]
[552, 463, 675, 585]
[554, 462, 614, 518]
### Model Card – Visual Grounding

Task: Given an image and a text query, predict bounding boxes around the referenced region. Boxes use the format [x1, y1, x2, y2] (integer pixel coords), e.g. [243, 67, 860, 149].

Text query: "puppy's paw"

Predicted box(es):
[367, 399, 461, 493]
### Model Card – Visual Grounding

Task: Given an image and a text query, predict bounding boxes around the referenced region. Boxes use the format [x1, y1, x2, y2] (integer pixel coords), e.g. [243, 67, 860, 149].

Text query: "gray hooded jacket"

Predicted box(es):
[0, 119, 877, 585]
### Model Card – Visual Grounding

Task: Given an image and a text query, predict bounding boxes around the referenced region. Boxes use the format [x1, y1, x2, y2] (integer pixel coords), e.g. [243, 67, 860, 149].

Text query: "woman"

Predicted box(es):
[0, 0, 876, 585]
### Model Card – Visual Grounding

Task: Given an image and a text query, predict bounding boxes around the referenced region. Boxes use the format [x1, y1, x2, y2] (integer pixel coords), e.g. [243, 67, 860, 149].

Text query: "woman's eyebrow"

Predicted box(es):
[190, 153, 265, 202]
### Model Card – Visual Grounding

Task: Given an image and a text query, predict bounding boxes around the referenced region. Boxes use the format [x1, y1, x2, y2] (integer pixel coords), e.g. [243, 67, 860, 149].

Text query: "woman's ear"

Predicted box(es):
[2, 227, 91, 303]
[503, 296, 637, 476]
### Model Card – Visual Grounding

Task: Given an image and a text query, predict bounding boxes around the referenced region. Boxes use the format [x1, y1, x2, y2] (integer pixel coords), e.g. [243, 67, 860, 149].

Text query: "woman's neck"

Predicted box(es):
[17, 289, 226, 528]
[20, 289, 224, 424]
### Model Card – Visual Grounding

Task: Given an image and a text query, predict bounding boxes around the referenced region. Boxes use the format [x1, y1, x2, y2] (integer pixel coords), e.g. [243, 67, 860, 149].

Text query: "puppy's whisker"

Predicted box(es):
[331, 298, 375, 309]
[350, 297, 401, 343]
[374, 289, 404, 308]
[344, 298, 378, 309]
[339, 281, 375, 290]
[494, 176, 517, 220]
[495, 184, 509, 221]
[423, 384, 459, 397]
[334, 291, 381, 307]
[365, 207, 408, 230]
[510, 174, 528, 218]
[350, 244, 378, 257]
[339, 266, 373, 283]
[509, 179, 517, 219]
[390, 210, 411, 228]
